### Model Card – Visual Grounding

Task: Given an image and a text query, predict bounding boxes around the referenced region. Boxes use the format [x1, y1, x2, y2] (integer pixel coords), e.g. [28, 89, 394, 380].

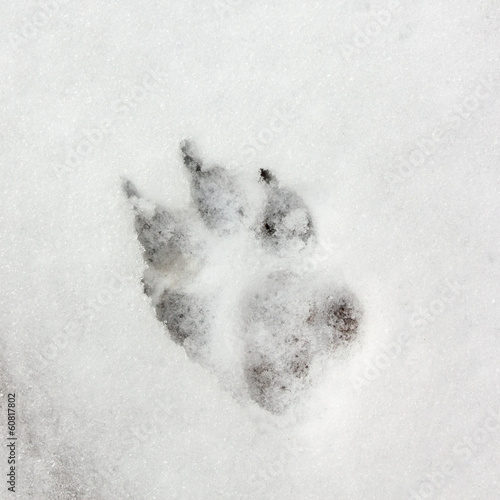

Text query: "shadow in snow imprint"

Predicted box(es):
[122, 140, 363, 414]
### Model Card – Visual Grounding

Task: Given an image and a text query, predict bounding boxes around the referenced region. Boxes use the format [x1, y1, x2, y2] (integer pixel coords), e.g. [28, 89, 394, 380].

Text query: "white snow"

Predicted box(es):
[1, 0, 499, 499]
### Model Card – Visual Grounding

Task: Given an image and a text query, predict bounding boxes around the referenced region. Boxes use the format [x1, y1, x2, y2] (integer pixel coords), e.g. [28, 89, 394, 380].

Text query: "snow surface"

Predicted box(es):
[1, 0, 499, 498]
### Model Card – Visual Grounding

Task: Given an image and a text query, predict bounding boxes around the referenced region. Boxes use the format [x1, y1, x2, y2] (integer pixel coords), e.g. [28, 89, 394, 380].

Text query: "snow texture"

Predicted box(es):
[0, 0, 499, 499]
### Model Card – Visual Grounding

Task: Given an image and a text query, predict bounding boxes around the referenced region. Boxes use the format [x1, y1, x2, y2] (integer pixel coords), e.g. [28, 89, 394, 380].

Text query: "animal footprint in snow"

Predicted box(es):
[123, 140, 362, 414]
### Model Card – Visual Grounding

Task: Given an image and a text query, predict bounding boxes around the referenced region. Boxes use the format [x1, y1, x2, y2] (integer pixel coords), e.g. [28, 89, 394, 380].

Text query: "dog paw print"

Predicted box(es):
[123, 140, 363, 414]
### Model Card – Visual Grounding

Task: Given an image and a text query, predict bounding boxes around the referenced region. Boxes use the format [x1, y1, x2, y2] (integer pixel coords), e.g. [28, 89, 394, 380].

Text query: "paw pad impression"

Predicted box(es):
[122, 140, 363, 414]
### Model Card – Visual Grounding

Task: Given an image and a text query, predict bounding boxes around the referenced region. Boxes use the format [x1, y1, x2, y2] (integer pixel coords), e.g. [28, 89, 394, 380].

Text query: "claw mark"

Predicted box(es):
[122, 179, 188, 272]
[259, 168, 277, 185]
[181, 140, 247, 232]
[122, 177, 140, 199]
[258, 169, 314, 249]
[180, 139, 202, 173]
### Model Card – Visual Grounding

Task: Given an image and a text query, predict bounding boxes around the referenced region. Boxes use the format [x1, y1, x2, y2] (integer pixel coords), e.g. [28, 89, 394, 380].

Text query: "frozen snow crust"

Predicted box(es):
[2, 1, 499, 497]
